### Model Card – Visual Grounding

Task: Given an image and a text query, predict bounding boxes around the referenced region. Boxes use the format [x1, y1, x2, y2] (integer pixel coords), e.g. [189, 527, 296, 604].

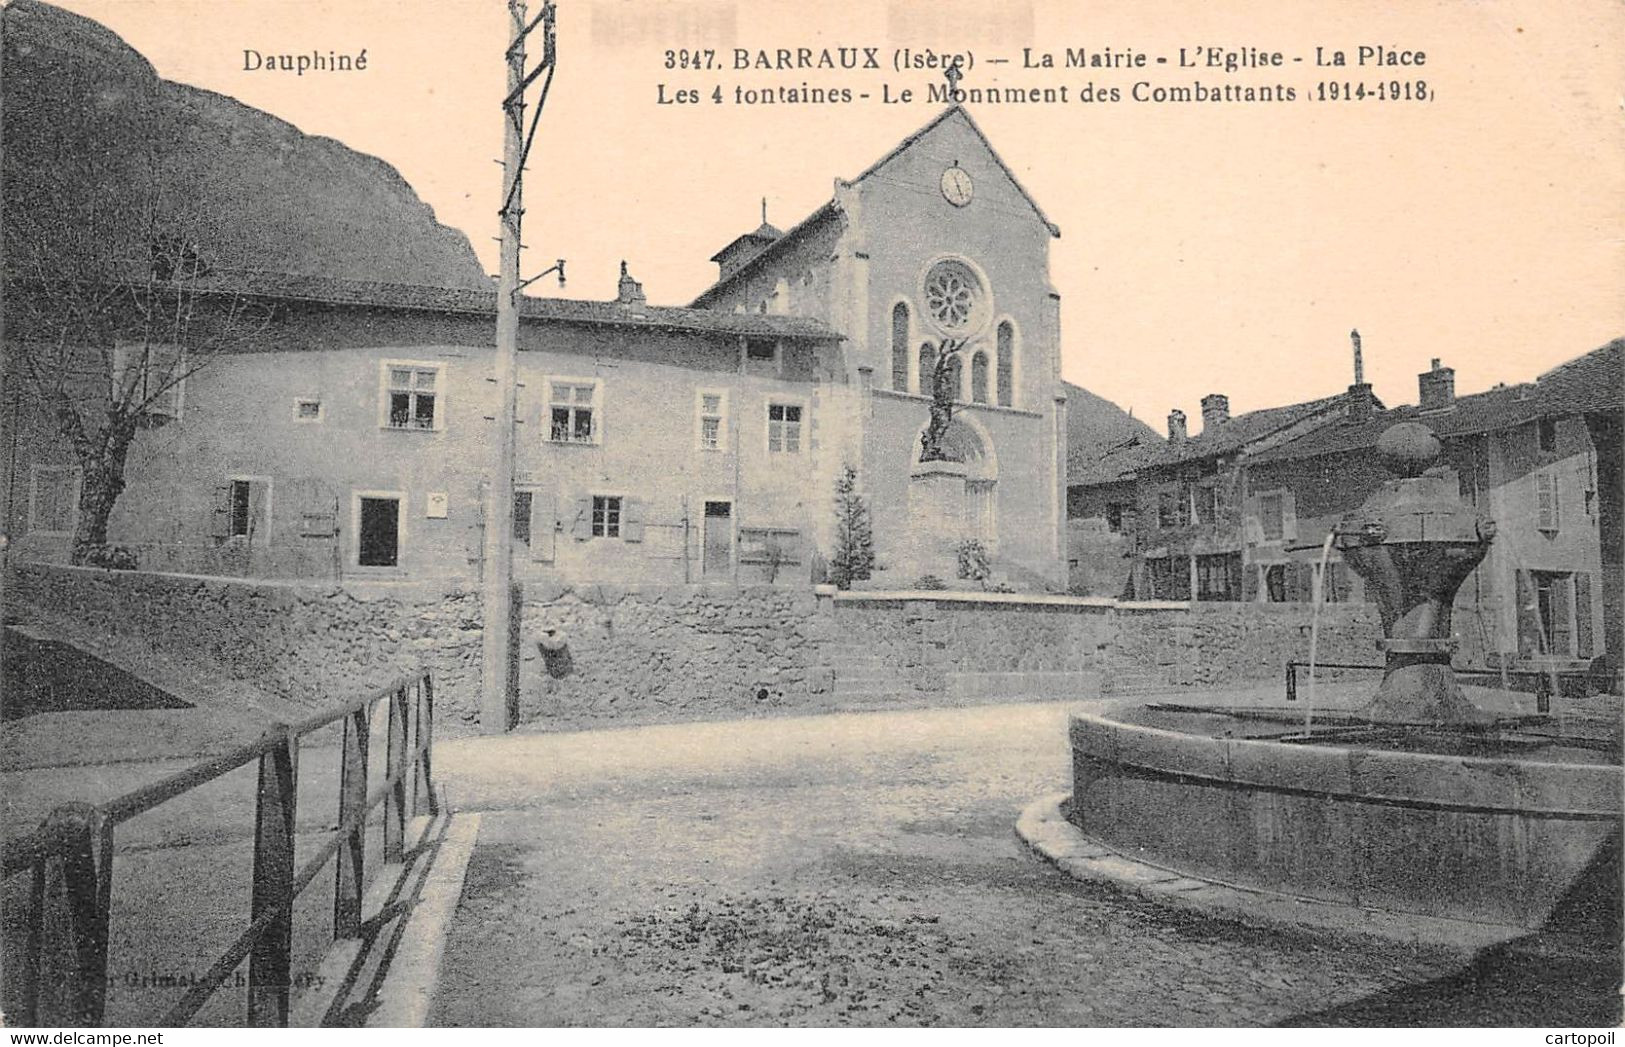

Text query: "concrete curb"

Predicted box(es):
[1016, 791, 1529, 952]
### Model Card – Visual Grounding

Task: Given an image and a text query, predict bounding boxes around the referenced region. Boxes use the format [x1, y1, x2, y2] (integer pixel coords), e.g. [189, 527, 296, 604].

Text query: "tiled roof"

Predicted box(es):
[1069, 435, 1164, 486]
[201, 270, 843, 341]
[1250, 342, 1623, 465]
[1141, 394, 1350, 470]
[1535, 338, 1623, 416]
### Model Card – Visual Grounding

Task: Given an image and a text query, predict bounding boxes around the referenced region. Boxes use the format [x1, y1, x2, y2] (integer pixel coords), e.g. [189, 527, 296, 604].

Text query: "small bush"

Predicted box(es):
[83, 545, 139, 571]
[955, 538, 991, 586]
[913, 574, 948, 591]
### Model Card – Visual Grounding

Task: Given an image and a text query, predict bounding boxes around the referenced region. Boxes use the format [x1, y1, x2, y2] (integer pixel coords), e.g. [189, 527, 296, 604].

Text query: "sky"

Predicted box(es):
[40, 0, 1625, 431]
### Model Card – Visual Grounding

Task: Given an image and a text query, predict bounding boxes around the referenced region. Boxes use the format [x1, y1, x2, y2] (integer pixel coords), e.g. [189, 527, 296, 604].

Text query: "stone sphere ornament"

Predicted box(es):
[1375, 421, 1443, 478]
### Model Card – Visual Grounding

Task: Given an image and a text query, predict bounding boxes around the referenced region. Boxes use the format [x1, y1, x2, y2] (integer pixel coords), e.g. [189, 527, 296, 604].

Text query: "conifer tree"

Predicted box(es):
[830, 464, 874, 589]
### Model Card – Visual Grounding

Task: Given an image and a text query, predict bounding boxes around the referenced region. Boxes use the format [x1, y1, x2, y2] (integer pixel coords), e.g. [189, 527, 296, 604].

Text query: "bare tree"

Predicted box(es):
[3, 43, 271, 562]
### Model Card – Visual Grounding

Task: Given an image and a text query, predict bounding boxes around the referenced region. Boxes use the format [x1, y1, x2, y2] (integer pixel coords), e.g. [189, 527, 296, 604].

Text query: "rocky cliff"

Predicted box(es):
[2, 0, 489, 290]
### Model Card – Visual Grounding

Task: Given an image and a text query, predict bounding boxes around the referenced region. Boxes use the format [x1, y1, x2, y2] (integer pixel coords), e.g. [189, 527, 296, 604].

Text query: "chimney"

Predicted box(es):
[615, 260, 646, 307]
[1200, 393, 1230, 432]
[1418, 358, 1455, 411]
[1346, 382, 1375, 421]
[1168, 409, 1188, 445]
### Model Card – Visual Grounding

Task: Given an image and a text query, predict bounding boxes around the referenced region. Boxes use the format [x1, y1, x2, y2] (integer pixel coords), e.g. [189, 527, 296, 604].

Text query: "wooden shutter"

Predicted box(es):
[248, 482, 270, 542]
[622, 497, 646, 542]
[1515, 570, 1541, 657]
[209, 484, 232, 538]
[1550, 575, 1574, 656]
[1575, 573, 1595, 659]
[571, 496, 592, 540]
[1280, 491, 1298, 543]
[1536, 470, 1559, 531]
[530, 492, 557, 562]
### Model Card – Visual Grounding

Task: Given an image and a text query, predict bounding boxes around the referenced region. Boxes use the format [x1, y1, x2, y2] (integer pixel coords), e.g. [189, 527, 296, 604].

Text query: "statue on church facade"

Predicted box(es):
[919, 337, 968, 462]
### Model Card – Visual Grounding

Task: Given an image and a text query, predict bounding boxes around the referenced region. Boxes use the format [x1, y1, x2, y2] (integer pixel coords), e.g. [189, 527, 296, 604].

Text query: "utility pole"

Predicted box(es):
[481, 0, 558, 734]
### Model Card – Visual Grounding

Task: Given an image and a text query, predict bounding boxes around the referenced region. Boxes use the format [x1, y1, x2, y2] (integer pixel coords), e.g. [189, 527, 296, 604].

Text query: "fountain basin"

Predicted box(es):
[1069, 700, 1622, 935]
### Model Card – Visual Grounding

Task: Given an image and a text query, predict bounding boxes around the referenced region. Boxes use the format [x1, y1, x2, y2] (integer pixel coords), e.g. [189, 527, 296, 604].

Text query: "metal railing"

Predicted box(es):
[2, 669, 436, 1028]
[1284, 660, 1576, 713]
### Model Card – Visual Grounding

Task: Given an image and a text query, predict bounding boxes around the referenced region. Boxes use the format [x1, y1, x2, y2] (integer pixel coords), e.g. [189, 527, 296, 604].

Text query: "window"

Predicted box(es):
[1264, 564, 1288, 603]
[28, 465, 79, 535]
[942, 355, 963, 402]
[294, 398, 323, 423]
[891, 303, 910, 392]
[547, 379, 599, 444]
[1535, 469, 1559, 532]
[696, 389, 728, 451]
[917, 343, 938, 395]
[971, 351, 989, 404]
[112, 342, 185, 419]
[1538, 418, 1558, 454]
[355, 494, 403, 567]
[746, 339, 777, 361]
[923, 259, 986, 333]
[382, 362, 440, 430]
[1158, 491, 1180, 530]
[1148, 556, 1190, 601]
[228, 480, 253, 537]
[211, 478, 270, 543]
[1105, 503, 1135, 535]
[1533, 571, 1574, 656]
[996, 322, 1014, 407]
[1196, 553, 1242, 602]
[768, 402, 803, 453]
[591, 495, 622, 538]
[1193, 486, 1218, 525]
[513, 491, 533, 545]
[1258, 490, 1286, 541]
[739, 527, 801, 565]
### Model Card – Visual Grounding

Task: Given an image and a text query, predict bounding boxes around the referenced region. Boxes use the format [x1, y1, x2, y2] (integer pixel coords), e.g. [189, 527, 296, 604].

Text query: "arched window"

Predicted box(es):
[918, 342, 938, 395]
[996, 322, 1014, 407]
[971, 351, 989, 403]
[891, 303, 910, 391]
[943, 354, 963, 402]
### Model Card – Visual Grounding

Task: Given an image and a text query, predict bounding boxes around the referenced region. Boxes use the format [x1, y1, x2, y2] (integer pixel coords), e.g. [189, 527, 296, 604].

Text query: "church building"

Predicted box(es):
[8, 106, 1069, 591]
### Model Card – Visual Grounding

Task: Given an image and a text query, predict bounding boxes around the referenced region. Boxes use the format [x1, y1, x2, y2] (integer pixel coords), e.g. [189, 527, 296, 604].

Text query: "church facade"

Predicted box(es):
[6, 107, 1069, 590]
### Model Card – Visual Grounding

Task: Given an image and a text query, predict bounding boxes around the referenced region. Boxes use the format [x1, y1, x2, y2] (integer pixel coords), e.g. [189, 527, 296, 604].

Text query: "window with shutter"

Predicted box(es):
[113, 342, 186, 420]
[1575, 573, 1595, 659]
[621, 498, 645, 542]
[1535, 469, 1559, 532]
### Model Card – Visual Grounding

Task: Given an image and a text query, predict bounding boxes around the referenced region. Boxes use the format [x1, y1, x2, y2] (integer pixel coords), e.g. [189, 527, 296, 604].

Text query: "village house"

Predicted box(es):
[1071, 382, 1373, 603]
[6, 104, 1072, 591]
[1066, 342, 1621, 681]
[1245, 345, 1621, 678]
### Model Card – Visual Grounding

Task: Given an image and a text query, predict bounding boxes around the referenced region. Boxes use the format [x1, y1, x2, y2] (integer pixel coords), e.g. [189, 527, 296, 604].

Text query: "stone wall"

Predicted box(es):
[515, 582, 835, 728]
[7, 564, 1383, 737]
[6, 563, 486, 730]
[829, 592, 1379, 696]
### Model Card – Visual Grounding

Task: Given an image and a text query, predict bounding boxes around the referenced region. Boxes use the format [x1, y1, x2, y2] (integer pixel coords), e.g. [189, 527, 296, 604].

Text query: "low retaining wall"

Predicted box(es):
[7, 564, 1381, 734]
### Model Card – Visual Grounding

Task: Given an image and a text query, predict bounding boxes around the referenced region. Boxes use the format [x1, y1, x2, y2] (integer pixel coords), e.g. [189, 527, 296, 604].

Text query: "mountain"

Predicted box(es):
[1063, 380, 1163, 479]
[1, 0, 489, 290]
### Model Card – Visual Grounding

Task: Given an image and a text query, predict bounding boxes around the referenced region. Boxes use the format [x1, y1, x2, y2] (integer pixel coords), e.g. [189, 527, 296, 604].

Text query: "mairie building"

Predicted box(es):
[8, 106, 1070, 590]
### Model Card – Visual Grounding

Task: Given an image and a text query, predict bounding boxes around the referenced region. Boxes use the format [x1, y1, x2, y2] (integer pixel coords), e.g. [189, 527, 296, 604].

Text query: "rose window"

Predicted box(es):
[923, 261, 985, 333]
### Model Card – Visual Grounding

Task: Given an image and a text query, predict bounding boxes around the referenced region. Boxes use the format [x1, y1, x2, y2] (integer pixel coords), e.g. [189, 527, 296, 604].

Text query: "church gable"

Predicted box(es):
[850, 107, 1059, 239]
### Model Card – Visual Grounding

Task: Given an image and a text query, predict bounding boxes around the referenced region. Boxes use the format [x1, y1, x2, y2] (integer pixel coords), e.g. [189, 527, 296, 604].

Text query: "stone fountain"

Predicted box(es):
[1334, 421, 1497, 725]
[1037, 422, 1622, 942]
